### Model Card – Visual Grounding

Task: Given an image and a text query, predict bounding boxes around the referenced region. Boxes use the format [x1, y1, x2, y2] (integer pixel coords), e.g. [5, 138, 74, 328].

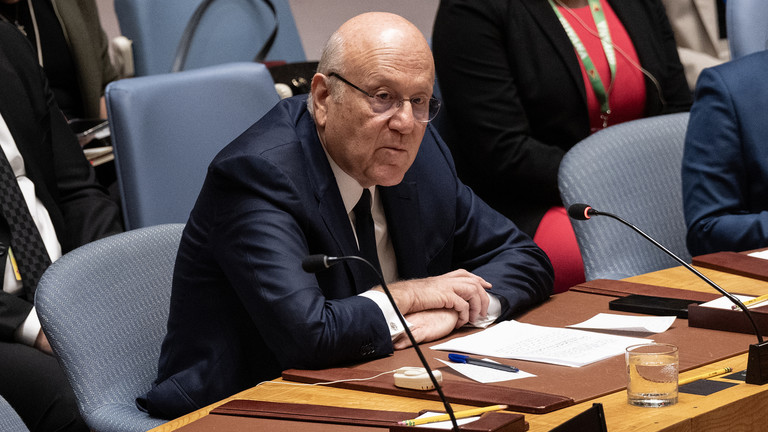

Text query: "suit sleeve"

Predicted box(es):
[209, 157, 393, 371]
[426, 127, 554, 320]
[43, 72, 123, 251]
[682, 67, 768, 255]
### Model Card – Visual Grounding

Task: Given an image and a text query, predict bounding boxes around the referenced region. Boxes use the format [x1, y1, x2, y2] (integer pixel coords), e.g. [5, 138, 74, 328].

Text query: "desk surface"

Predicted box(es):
[150, 266, 768, 432]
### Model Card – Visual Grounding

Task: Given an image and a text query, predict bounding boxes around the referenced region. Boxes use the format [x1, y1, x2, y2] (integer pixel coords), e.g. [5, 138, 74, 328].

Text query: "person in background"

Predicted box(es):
[0, 21, 123, 432]
[661, 0, 730, 91]
[139, 12, 553, 419]
[682, 50, 768, 256]
[0, 0, 117, 120]
[432, 0, 691, 292]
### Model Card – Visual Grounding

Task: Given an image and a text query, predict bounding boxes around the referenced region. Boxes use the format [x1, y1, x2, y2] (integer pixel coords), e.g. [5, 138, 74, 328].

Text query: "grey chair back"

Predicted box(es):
[0, 395, 30, 432]
[558, 113, 691, 280]
[35, 224, 185, 432]
[106, 62, 280, 230]
[727, 0, 768, 59]
[114, 0, 305, 76]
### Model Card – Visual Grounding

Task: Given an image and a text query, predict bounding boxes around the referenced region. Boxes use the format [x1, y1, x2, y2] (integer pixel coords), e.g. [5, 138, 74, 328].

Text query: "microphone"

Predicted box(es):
[568, 203, 768, 385]
[302, 254, 461, 430]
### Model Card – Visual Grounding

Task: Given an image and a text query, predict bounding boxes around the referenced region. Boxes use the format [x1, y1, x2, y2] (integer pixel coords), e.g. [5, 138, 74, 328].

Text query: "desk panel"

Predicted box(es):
[150, 267, 768, 432]
[347, 289, 754, 405]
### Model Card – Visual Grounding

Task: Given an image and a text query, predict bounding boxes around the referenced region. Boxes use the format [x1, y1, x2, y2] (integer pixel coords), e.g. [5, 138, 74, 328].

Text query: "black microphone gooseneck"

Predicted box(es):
[302, 254, 461, 430]
[568, 203, 768, 385]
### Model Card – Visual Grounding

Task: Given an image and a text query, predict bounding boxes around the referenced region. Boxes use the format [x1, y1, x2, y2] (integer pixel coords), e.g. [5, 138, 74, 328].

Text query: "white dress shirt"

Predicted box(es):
[0, 113, 62, 346]
[323, 148, 500, 341]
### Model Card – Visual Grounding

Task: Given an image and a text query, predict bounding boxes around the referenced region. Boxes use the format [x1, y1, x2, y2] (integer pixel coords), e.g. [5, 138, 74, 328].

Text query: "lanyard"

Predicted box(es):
[549, 0, 616, 127]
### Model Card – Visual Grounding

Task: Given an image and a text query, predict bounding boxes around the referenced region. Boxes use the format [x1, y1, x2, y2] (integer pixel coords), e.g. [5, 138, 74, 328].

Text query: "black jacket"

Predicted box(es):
[0, 21, 122, 340]
[433, 0, 692, 235]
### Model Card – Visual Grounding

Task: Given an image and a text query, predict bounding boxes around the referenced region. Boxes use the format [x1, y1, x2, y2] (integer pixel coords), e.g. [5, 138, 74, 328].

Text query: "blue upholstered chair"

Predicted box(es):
[0, 394, 30, 432]
[106, 62, 280, 230]
[114, 0, 305, 76]
[558, 113, 691, 281]
[35, 224, 185, 432]
[727, 0, 768, 59]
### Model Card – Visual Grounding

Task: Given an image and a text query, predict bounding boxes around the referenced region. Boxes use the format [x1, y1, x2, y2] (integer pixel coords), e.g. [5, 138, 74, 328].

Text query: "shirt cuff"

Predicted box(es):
[359, 290, 408, 340]
[469, 292, 501, 328]
[14, 307, 41, 346]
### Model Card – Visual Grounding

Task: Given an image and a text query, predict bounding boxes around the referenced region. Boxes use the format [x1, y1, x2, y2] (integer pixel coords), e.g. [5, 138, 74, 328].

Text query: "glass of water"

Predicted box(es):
[625, 343, 679, 407]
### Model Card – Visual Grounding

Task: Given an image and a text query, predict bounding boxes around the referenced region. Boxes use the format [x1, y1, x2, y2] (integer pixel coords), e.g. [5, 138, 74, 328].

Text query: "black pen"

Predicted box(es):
[448, 353, 519, 373]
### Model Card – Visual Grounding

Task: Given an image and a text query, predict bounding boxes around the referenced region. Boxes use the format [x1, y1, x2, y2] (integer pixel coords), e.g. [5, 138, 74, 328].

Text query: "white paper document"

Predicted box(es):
[749, 250, 768, 260]
[431, 320, 650, 367]
[567, 313, 676, 334]
[436, 358, 536, 383]
[698, 295, 755, 310]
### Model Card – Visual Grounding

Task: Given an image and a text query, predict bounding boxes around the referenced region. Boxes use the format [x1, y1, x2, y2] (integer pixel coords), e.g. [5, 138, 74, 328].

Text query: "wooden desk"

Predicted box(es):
[150, 266, 768, 432]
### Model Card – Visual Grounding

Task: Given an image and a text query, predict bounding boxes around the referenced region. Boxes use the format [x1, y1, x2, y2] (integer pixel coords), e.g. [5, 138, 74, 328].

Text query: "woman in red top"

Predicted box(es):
[433, 0, 691, 292]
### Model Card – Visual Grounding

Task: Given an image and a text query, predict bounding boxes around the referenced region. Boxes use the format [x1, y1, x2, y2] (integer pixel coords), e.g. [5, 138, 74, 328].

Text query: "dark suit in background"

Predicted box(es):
[432, 0, 692, 235]
[682, 50, 768, 256]
[0, 21, 123, 431]
[140, 96, 553, 419]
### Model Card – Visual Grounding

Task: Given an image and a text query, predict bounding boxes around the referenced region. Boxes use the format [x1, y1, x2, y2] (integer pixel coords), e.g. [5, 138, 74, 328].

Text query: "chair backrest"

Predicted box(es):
[727, 0, 768, 59]
[114, 0, 305, 76]
[106, 62, 280, 230]
[35, 224, 185, 432]
[558, 112, 691, 281]
[0, 395, 30, 432]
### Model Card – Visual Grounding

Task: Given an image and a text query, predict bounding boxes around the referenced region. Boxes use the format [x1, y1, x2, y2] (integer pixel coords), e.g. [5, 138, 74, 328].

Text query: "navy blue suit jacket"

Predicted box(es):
[682, 50, 768, 255]
[141, 96, 553, 418]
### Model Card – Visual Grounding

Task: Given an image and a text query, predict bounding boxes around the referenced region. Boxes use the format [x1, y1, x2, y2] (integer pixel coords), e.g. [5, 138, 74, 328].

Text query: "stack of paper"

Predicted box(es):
[431, 320, 650, 367]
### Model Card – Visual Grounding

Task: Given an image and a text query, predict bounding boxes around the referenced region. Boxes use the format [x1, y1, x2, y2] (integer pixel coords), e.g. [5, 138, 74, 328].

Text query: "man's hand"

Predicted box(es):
[394, 309, 460, 349]
[34, 330, 53, 355]
[385, 269, 491, 324]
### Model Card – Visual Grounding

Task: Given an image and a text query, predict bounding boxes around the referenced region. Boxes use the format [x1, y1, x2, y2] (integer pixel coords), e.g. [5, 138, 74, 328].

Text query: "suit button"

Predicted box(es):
[360, 342, 375, 356]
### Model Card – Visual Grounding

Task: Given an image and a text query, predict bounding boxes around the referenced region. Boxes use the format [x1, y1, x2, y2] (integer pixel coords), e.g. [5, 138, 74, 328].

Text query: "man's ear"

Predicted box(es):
[310, 73, 329, 128]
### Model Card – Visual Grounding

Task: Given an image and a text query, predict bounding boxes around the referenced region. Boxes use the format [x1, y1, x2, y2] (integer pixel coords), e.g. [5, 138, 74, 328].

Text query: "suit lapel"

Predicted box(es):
[380, 172, 427, 280]
[298, 114, 374, 292]
[523, 0, 588, 106]
[299, 115, 358, 258]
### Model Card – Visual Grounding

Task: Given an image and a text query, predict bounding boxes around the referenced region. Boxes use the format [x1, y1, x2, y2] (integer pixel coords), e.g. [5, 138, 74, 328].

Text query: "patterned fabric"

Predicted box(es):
[0, 394, 29, 432]
[0, 147, 50, 296]
[558, 112, 691, 280]
[35, 224, 183, 432]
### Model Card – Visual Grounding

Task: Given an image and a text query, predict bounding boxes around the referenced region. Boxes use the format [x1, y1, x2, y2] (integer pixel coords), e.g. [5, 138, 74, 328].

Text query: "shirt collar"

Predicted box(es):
[322, 144, 375, 215]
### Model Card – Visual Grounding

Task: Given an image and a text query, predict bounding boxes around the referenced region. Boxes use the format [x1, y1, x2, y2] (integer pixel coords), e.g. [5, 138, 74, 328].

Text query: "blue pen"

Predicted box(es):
[448, 353, 519, 373]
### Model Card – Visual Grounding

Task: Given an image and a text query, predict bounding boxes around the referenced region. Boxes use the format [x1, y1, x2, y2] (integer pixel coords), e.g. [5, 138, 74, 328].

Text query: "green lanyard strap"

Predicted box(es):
[549, 0, 616, 127]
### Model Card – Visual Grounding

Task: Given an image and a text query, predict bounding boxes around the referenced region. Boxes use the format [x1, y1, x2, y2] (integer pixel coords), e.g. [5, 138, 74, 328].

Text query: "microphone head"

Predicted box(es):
[302, 254, 329, 273]
[567, 203, 594, 220]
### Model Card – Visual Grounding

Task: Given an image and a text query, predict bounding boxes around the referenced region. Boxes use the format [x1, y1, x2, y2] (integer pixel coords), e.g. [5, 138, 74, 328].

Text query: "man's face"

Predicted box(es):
[313, 39, 434, 188]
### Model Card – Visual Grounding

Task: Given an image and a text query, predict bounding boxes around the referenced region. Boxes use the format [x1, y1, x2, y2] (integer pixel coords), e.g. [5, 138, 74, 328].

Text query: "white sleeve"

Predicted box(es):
[359, 290, 408, 340]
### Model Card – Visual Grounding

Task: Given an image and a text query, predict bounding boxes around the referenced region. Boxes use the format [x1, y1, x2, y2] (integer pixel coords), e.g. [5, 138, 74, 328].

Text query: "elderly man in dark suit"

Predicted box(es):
[0, 21, 123, 432]
[140, 12, 553, 419]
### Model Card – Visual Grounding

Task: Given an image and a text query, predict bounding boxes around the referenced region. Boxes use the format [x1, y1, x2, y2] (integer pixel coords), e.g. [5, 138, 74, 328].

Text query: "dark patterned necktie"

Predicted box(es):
[353, 188, 382, 287]
[0, 146, 51, 295]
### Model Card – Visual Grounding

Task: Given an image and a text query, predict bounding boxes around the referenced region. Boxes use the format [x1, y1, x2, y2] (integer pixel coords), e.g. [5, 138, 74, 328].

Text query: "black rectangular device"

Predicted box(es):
[608, 294, 702, 318]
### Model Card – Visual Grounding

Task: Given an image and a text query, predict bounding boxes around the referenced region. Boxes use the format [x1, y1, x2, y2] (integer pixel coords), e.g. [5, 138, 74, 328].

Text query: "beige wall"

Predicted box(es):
[95, 0, 440, 61]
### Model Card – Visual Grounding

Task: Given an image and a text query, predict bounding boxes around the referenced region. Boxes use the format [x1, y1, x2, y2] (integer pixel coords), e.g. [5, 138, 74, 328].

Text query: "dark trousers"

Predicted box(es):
[0, 341, 88, 432]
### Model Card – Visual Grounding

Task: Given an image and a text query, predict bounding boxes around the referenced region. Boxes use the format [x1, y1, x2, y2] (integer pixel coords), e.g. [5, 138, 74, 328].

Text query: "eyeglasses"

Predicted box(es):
[328, 72, 441, 123]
